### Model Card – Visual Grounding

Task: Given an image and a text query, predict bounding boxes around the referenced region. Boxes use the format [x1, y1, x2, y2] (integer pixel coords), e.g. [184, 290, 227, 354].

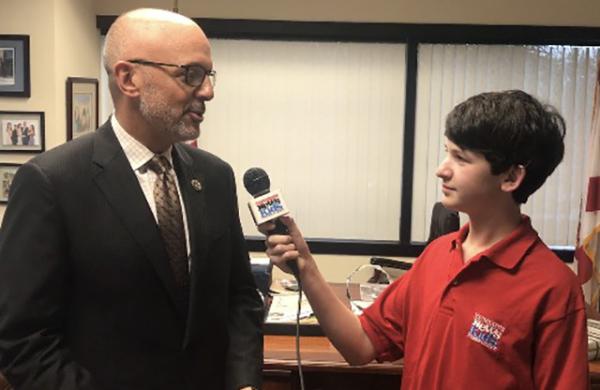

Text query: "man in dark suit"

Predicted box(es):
[0, 8, 263, 390]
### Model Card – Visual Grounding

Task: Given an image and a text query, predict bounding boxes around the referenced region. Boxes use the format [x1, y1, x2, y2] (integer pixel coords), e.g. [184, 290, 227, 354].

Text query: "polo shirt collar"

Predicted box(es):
[451, 215, 539, 270]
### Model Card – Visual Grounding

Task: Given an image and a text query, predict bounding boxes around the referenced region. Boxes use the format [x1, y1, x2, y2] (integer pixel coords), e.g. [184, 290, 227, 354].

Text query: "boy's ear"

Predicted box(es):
[501, 164, 526, 193]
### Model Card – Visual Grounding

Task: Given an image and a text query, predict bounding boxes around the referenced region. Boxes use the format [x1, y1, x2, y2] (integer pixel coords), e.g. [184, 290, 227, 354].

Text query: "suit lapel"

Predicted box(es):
[91, 123, 187, 319]
[172, 144, 213, 345]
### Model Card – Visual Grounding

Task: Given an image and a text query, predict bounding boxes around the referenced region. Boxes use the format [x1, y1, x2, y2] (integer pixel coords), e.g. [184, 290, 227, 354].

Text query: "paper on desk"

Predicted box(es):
[250, 257, 271, 266]
[266, 293, 313, 323]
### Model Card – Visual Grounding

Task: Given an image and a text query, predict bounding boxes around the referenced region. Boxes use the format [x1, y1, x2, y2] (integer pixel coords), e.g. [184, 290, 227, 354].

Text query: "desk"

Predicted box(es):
[0, 340, 599, 389]
[264, 335, 600, 390]
[590, 361, 600, 387]
[263, 335, 401, 390]
[263, 283, 600, 389]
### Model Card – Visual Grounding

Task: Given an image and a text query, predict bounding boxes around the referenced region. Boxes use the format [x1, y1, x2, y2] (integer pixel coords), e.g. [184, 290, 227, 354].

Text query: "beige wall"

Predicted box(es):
[94, 0, 600, 27]
[54, 0, 102, 139]
[0, 0, 100, 221]
[1, 0, 56, 175]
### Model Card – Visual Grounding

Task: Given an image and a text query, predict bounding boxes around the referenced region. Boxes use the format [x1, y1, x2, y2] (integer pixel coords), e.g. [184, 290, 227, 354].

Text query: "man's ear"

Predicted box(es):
[501, 164, 526, 193]
[113, 61, 141, 98]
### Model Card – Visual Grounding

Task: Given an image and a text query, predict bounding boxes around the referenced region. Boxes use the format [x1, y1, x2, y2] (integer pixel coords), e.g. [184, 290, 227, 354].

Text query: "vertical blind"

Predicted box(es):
[412, 44, 600, 246]
[201, 39, 407, 240]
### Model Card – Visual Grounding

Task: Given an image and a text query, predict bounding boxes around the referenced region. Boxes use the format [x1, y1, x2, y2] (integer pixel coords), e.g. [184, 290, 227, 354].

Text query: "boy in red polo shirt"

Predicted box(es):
[262, 90, 589, 389]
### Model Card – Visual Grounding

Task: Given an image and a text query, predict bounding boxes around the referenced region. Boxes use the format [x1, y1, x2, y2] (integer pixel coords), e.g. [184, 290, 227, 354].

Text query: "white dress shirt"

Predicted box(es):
[110, 114, 191, 259]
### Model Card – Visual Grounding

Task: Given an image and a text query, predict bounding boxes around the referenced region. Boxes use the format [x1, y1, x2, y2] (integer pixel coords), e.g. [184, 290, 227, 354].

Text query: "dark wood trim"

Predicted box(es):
[400, 40, 418, 244]
[98, 16, 600, 45]
[194, 18, 410, 42]
[0, 163, 22, 204]
[264, 323, 324, 337]
[0, 111, 45, 153]
[0, 34, 30, 97]
[66, 77, 99, 141]
[247, 236, 424, 257]
[246, 236, 574, 261]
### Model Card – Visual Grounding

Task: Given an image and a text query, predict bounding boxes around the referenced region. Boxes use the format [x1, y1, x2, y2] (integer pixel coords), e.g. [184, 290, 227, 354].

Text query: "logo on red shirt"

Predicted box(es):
[467, 312, 505, 351]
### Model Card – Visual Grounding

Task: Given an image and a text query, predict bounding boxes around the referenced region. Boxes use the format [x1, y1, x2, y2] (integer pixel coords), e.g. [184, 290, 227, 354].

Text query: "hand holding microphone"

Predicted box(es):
[243, 168, 308, 278]
[264, 215, 314, 277]
[244, 168, 313, 390]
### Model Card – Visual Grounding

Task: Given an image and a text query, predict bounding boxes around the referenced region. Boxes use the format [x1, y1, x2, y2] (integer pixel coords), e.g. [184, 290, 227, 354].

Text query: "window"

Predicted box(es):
[98, 17, 600, 256]
[203, 39, 406, 241]
[412, 44, 599, 246]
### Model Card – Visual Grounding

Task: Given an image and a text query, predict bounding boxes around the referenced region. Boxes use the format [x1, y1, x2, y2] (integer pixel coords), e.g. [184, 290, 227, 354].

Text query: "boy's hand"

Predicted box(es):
[259, 215, 314, 275]
[257, 220, 276, 236]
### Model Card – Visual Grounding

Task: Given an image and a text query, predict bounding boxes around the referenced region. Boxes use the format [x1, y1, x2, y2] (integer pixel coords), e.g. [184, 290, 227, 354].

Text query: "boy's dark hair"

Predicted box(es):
[445, 90, 566, 204]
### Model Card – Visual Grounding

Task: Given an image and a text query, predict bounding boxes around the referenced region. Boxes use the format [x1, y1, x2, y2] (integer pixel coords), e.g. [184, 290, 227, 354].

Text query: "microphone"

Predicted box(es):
[243, 167, 299, 277]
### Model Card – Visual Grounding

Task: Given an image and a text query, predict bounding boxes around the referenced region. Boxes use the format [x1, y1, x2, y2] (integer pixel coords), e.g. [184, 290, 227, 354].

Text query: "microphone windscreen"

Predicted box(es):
[243, 167, 297, 277]
[243, 167, 270, 197]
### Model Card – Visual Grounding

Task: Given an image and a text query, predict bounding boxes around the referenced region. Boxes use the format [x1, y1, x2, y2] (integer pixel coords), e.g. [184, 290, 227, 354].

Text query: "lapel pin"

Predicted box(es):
[190, 179, 203, 192]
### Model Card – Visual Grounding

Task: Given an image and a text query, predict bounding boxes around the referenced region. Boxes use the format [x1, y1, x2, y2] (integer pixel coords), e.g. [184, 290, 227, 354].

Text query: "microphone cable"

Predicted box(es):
[294, 274, 305, 390]
[241, 167, 304, 388]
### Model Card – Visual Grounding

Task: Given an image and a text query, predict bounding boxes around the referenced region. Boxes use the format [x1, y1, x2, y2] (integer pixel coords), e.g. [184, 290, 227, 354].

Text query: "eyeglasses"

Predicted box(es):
[127, 59, 216, 88]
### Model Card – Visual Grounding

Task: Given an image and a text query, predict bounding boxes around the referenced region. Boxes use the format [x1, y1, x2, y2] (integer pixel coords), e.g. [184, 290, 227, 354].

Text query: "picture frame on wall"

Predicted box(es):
[66, 77, 98, 141]
[0, 35, 30, 97]
[0, 111, 45, 152]
[0, 163, 21, 204]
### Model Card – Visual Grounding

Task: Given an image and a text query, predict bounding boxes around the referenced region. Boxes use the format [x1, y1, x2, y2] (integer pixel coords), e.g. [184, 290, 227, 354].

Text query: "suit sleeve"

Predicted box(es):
[0, 163, 100, 390]
[222, 166, 264, 390]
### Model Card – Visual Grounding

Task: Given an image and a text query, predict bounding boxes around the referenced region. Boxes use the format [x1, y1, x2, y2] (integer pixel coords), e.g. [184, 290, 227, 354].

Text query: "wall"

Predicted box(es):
[54, 0, 102, 140]
[0, 0, 56, 214]
[0, 0, 100, 221]
[93, 0, 600, 27]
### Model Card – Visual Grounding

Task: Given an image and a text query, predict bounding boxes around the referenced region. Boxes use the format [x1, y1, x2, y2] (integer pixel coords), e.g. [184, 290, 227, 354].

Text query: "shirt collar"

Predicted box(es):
[111, 114, 173, 171]
[450, 215, 539, 270]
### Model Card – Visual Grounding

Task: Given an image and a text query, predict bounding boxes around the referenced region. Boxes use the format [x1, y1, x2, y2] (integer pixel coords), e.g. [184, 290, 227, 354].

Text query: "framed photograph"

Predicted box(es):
[0, 163, 20, 203]
[0, 111, 45, 152]
[66, 77, 98, 141]
[0, 35, 30, 97]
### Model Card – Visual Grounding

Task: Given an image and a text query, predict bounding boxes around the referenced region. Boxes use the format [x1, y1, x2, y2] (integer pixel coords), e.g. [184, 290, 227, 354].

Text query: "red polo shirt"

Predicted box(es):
[360, 216, 589, 389]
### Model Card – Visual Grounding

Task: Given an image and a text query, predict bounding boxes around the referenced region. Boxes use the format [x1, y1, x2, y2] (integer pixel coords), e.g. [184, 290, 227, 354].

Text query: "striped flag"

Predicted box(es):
[577, 59, 600, 305]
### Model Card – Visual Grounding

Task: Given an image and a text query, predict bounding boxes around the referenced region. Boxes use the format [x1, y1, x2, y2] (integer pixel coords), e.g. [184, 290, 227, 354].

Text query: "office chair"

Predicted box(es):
[369, 202, 460, 279]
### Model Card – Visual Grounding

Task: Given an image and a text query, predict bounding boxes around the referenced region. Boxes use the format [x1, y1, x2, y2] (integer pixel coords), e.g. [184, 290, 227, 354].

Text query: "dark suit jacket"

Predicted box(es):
[0, 121, 263, 390]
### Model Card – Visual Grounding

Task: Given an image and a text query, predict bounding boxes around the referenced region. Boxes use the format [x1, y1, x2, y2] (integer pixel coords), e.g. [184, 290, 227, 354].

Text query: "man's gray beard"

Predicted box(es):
[139, 89, 198, 142]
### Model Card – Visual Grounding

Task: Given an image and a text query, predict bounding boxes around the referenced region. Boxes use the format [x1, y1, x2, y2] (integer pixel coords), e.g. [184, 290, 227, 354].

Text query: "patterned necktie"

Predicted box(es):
[146, 155, 190, 296]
